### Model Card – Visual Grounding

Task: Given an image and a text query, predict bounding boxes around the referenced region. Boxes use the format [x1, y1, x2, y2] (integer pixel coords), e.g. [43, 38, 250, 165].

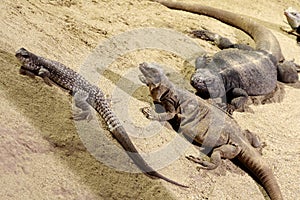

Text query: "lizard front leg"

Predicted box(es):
[19, 66, 36, 78]
[227, 88, 251, 114]
[243, 129, 266, 154]
[19, 65, 52, 86]
[38, 66, 53, 86]
[186, 144, 241, 170]
[141, 106, 176, 121]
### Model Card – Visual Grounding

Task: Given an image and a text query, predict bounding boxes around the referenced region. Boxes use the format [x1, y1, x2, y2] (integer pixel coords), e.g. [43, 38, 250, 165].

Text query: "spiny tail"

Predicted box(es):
[152, 0, 284, 62]
[91, 92, 188, 188]
[238, 148, 283, 200]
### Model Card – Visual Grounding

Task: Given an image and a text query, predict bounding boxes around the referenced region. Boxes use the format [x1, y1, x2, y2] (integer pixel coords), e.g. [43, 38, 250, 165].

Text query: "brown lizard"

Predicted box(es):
[139, 62, 283, 200]
[15, 47, 187, 188]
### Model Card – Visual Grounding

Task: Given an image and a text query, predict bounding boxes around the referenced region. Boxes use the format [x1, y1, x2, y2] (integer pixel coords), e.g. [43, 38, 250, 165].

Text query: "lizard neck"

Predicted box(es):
[159, 83, 180, 111]
[220, 70, 241, 92]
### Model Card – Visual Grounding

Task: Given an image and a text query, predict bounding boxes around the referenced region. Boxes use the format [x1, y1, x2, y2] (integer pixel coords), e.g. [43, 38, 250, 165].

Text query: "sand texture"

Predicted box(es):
[0, 0, 299, 199]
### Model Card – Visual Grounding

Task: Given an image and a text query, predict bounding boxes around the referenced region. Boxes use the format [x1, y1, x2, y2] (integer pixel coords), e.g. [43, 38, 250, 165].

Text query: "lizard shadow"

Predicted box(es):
[0, 49, 176, 199]
[98, 67, 195, 103]
[97, 67, 151, 103]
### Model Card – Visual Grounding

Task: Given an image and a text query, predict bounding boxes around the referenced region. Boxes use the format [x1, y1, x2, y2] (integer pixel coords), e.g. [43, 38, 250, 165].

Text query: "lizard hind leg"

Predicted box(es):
[277, 60, 299, 83]
[186, 144, 241, 170]
[243, 129, 266, 154]
[71, 90, 93, 122]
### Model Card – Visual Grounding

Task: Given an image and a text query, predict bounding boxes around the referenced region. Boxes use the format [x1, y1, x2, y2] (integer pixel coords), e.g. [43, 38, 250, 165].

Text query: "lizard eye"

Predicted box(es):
[16, 48, 30, 58]
[21, 54, 29, 58]
[205, 78, 213, 84]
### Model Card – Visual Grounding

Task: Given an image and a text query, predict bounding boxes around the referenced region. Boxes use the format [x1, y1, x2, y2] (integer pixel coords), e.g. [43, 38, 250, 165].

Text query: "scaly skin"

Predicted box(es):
[139, 62, 283, 200]
[152, 0, 299, 113]
[15, 47, 188, 188]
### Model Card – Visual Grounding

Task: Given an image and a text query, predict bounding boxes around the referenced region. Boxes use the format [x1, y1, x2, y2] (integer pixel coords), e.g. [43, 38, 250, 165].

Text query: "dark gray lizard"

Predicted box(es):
[139, 62, 283, 200]
[15, 47, 187, 188]
[152, 0, 299, 113]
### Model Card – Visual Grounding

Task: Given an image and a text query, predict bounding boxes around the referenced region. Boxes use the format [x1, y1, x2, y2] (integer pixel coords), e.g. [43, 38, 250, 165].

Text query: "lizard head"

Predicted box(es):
[15, 48, 41, 71]
[139, 62, 172, 103]
[139, 62, 165, 86]
[284, 7, 300, 30]
[190, 68, 225, 99]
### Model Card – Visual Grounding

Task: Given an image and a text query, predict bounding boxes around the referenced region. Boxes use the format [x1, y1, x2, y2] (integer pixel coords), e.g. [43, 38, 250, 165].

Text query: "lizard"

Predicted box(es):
[151, 0, 299, 113]
[14, 47, 188, 188]
[282, 7, 300, 36]
[139, 62, 283, 200]
[282, 7, 300, 43]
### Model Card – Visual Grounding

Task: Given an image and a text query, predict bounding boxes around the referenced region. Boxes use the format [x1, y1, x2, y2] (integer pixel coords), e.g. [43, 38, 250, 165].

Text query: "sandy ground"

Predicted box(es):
[1, 0, 300, 199]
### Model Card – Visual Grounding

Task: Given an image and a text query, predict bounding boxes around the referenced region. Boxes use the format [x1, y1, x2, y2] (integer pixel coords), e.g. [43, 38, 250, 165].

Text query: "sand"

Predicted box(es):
[0, 0, 299, 199]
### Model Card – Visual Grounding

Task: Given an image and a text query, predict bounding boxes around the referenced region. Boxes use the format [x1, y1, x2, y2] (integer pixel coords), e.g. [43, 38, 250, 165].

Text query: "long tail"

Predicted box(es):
[91, 92, 188, 188]
[152, 0, 284, 63]
[238, 147, 283, 200]
[112, 127, 188, 188]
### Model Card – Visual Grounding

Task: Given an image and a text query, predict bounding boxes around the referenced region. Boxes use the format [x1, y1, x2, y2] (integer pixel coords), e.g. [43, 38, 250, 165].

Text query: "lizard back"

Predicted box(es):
[212, 49, 277, 95]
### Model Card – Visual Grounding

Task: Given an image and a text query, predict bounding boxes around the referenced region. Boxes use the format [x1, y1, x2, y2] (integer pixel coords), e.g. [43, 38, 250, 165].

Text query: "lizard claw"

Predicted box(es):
[140, 107, 155, 120]
[71, 110, 93, 122]
[186, 155, 217, 170]
[226, 105, 235, 115]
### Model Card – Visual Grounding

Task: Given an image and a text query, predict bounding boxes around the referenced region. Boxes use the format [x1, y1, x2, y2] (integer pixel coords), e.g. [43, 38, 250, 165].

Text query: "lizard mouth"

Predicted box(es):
[190, 76, 207, 90]
[191, 77, 225, 99]
[284, 11, 289, 17]
[191, 78, 211, 99]
[15, 48, 33, 65]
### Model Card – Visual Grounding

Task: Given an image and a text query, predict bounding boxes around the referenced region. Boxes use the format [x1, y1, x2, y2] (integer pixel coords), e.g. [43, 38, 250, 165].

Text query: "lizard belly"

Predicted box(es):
[178, 97, 231, 147]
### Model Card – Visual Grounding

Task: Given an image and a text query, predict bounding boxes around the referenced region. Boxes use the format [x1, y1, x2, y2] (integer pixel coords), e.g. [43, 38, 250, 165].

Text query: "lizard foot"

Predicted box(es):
[72, 90, 92, 122]
[19, 66, 36, 78]
[226, 102, 254, 114]
[71, 110, 93, 122]
[226, 104, 235, 115]
[186, 155, 218, 170]
[257, 142, 267, 155]
[140, 107, 156, 120]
